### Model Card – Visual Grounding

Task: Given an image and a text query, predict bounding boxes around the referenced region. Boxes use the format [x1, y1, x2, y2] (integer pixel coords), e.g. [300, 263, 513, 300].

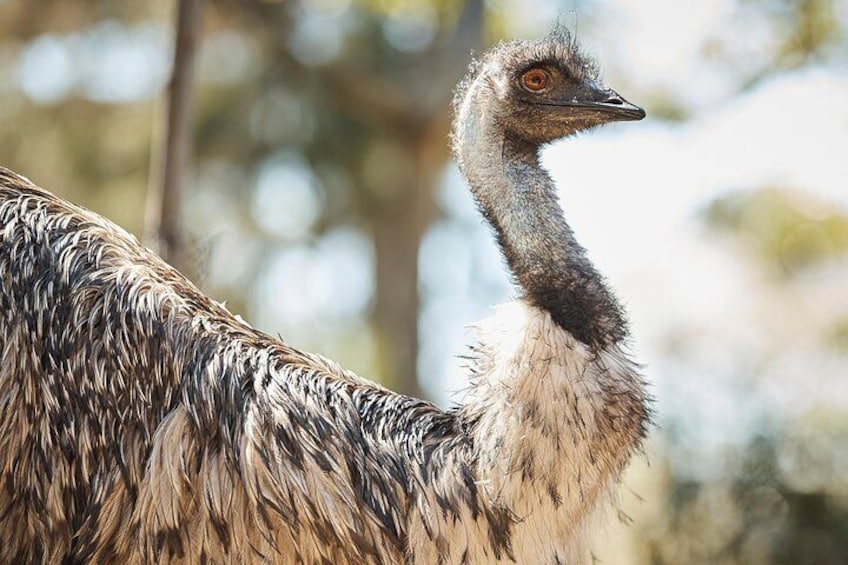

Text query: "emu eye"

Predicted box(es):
[521, 69, 550, 92]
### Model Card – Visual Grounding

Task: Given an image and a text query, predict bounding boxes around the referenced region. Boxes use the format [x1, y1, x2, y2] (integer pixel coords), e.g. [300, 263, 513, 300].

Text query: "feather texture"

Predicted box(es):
[0, 166, 648, 563]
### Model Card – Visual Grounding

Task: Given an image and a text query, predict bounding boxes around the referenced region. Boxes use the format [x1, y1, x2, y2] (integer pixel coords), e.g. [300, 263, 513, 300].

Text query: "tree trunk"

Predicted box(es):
[364, 0, 483, 397]
[370, 118, 448, 398]
[145, 0, 201, 273]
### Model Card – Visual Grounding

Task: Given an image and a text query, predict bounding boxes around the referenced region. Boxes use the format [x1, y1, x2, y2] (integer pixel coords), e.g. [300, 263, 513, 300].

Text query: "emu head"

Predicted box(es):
[455, 27, 645, 146]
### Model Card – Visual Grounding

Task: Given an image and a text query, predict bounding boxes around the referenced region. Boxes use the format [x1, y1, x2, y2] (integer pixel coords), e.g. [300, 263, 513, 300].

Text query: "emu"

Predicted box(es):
[0, 28, 649, 564]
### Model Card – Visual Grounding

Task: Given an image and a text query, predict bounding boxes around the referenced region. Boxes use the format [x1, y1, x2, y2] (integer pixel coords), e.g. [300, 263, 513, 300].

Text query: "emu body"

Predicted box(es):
[0, 29, 649, 565]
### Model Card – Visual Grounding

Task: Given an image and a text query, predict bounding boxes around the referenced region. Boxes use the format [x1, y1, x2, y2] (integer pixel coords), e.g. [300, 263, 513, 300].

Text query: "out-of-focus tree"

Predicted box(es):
[145, 0, 201, 273]
[187, 0, 484, 395]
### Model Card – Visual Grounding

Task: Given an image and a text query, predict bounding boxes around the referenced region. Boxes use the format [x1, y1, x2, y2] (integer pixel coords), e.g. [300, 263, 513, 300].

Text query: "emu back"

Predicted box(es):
[0, 168, 433, 563]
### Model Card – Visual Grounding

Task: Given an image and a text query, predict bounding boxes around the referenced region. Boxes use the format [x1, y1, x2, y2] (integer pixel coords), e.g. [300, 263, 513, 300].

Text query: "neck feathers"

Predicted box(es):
[453, 80, 627, 349]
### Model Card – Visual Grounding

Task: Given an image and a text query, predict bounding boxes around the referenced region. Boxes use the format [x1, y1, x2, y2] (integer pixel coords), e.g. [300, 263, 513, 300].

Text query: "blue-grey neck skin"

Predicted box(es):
[453, 79, 628, 349]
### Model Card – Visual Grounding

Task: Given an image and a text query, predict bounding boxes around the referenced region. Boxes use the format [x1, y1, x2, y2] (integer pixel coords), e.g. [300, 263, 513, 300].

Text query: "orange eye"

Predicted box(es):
[521, 69, 549, 92]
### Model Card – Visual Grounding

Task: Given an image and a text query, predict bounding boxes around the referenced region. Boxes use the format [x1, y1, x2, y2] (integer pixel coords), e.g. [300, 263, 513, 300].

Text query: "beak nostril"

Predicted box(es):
[599, 89, 625, 105]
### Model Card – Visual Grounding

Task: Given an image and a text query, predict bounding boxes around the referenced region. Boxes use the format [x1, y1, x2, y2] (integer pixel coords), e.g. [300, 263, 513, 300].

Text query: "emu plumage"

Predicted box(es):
[0, 29, 649, 564]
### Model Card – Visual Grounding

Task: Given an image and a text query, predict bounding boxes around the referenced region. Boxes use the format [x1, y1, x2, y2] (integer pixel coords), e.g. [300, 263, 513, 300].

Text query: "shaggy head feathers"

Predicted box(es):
[451, 25, 602, 149]
[454, 26, 599, 102]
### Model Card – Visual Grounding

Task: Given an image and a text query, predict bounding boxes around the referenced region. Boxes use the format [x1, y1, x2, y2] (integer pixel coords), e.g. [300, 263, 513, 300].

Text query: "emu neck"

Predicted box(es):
[455, 102, 626, 348]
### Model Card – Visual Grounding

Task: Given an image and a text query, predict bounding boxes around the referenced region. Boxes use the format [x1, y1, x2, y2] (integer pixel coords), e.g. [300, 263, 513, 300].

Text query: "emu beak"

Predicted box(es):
[540, 86, 646, 122]
[577, 87, 646, 121]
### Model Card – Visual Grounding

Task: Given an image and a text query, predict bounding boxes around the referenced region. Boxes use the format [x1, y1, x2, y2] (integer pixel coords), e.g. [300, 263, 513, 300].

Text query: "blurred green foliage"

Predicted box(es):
[740, 0, 845, 63]
[705, 188, 848, 277]
[828, 317, 848, 352]
[644, 431, 848, 564]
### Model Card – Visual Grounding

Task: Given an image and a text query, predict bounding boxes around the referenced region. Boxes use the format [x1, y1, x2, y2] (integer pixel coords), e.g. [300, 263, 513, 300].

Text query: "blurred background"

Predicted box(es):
[1, 0, 847, 562]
